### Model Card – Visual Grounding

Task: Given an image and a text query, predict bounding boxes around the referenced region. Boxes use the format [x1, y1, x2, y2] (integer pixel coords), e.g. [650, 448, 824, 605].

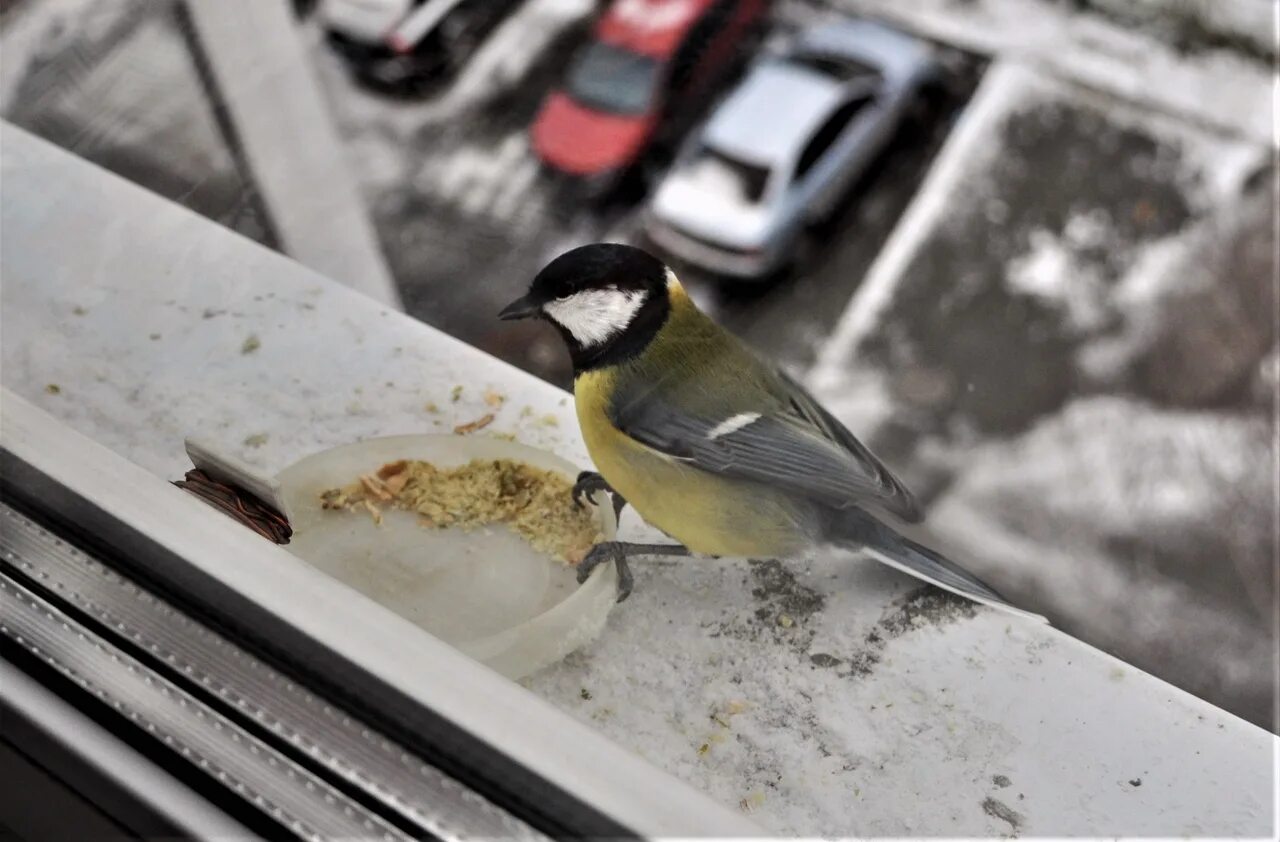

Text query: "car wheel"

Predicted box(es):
[780, 229, 818, 280]
[742, 233, 808, 287]
[802, 225, 821, 261]
[637, 158, 667, 193]
[908, 79, 949, 130]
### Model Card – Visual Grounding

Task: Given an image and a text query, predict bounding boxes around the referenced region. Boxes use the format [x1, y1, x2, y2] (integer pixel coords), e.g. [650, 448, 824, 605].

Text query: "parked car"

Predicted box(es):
[644, 19, 940, 279]
[531, 0, 768, 197]
[320, 0, 518, 94]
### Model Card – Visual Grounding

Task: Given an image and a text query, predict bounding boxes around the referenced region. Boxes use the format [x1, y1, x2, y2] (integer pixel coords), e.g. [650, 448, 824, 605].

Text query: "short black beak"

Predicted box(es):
[498, 294, 540, 321]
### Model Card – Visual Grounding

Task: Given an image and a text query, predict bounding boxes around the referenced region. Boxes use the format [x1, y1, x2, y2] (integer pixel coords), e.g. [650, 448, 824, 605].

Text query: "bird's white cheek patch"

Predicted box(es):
[543, 289, 647, 347]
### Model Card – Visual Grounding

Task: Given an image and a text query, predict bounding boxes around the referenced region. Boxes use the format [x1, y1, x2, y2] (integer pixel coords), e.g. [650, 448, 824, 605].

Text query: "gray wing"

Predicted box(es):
[609, 368, 922, 523]
[775, 369, 921, 522]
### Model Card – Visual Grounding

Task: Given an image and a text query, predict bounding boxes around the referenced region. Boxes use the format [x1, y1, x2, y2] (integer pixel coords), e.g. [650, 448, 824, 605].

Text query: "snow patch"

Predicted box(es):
[829, 0, 1272, 143]
[1004, 225, 1107, 333]
[813, 57, 1266, 386]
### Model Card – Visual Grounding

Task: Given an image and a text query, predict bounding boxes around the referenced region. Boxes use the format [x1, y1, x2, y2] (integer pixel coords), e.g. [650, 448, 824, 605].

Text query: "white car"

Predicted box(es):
[320, 0, 517, 93]
[645, 19, 940, 279]
[319, 0, 417, 46]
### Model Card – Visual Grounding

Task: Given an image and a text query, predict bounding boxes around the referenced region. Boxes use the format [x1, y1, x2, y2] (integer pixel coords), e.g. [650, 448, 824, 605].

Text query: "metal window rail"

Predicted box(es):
[0, 574, 412, 841]
[0, 500, 541, 841]
[1, 658, 255, 840]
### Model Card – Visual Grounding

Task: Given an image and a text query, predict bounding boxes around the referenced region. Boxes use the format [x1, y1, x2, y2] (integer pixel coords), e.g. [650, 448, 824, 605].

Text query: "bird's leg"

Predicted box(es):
[577, 541, 692, 603]
[572, 470, 627, 523]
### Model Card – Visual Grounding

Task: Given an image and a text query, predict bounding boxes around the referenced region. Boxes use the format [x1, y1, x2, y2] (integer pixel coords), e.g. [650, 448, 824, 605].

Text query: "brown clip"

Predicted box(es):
[173, 469, 293, 544]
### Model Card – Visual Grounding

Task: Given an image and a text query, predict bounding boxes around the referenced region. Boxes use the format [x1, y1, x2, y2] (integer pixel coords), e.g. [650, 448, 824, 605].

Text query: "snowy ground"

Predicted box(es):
[1, 0, 1273, 736]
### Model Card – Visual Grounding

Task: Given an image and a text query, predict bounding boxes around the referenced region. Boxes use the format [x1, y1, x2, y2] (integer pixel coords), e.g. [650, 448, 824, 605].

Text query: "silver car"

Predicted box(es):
[644, 20, 940, 280]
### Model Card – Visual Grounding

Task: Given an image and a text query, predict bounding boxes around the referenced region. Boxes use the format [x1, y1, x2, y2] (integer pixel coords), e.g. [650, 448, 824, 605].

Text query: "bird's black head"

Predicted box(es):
[499, 243, 673, 373]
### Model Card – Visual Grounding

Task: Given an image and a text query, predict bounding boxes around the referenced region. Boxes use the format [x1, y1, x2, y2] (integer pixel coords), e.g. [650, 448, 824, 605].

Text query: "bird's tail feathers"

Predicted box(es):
[837, 516, 1048, 623]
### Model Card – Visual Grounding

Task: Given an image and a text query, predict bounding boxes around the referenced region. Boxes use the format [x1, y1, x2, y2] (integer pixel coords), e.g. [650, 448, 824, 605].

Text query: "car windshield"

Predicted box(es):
[684, 146, 773, 204]
[566, 41, 660, 115]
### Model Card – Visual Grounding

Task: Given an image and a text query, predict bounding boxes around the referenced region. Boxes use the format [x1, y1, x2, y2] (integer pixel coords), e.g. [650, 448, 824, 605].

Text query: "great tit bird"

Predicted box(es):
[501, 243, 1041, 620]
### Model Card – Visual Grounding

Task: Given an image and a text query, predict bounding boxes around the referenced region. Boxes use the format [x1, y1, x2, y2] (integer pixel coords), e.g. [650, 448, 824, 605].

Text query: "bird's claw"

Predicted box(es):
[572, 470, 609, 508]
[572, 471, 627, 522]
[577, 541, 633, 602]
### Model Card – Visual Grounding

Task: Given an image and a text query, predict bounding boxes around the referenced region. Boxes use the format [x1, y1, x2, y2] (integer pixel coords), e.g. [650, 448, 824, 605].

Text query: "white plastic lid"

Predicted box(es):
[274, 434, 617, 680]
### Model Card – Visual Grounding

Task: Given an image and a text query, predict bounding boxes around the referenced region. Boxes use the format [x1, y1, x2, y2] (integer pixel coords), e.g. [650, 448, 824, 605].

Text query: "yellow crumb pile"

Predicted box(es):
[319, 459, 601, 564]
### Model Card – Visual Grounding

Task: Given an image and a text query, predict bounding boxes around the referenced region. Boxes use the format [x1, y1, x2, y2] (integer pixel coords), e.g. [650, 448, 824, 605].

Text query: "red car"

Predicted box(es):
[531, 0, 767, 195]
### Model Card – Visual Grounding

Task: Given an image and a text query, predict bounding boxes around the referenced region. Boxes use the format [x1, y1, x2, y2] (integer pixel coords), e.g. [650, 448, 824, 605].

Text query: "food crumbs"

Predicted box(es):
[579, 688, 592, 700]
[777, 613, 794, 628]
[697, 743, 710, 756]
[519, 406, 534, 418]
[243, 433, 269, 448]
[450, 385, 463, 402]
[241, 334, 261, 354]
[424, 402, 439, 414]
[539, 414, 559, 428]
[483, 389, 505, 408]
[454, 413, 495, 435]
[45, 384, 61, 395]
[359, 474, 394, 501]
[72, 306, 87, 316]
[378, 461, 410, 495]
[319, 458, 602, 563]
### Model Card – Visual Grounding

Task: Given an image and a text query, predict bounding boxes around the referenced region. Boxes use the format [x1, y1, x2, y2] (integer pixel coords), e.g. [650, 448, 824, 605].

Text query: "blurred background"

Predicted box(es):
[1, 0, 1274, 729]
